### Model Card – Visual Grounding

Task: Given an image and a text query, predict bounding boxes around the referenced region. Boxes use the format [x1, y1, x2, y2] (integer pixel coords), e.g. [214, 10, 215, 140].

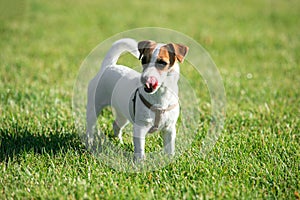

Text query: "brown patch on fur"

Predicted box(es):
[166, 43, 189, 63]
[157, 43, 189, 71]
[138, 40, 189, 73]
[138, 40, 156, 64]
[157, 46, 174, 71]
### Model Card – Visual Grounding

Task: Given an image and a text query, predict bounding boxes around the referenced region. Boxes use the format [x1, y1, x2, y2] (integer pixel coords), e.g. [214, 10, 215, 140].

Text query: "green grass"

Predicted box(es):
[0, 0, 299, 199]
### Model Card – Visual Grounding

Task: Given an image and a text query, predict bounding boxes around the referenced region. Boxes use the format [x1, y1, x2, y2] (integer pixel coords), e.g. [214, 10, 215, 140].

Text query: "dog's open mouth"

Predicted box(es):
[144, 76, 158, 93]
[144, 82, 158, 93]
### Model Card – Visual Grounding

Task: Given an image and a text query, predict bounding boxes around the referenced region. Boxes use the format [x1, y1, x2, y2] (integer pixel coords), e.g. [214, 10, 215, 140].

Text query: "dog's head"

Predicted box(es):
[138, 40, 189, 94]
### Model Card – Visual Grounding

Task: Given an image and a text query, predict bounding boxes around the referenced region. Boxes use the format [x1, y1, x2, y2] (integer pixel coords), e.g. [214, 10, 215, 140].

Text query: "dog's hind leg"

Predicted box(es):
[86, 80, 109, 148]
[86, 102, 106, 147]
[113, 112, 128, 144]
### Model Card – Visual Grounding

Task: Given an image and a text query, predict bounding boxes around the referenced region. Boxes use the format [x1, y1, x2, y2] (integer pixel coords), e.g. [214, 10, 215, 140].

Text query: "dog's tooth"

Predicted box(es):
[145, 82, 150, 89]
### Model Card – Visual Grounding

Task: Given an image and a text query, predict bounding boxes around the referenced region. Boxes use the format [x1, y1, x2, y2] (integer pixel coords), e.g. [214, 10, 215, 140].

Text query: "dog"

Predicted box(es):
[86, 38, 188, 161]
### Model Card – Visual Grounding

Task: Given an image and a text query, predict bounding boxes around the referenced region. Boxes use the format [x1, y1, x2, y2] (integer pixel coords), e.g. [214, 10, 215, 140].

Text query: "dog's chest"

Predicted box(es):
[136, 105, 179, 128]
[156, 108, 179, 128]
[135, 91, 179, 130]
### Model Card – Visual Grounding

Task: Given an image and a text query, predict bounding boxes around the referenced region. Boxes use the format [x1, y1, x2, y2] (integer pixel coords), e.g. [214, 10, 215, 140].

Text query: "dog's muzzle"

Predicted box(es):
[142, 76, 158, 93]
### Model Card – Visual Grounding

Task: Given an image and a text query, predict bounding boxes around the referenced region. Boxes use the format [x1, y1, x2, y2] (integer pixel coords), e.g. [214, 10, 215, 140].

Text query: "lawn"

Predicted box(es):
[0, 0, 299, 199]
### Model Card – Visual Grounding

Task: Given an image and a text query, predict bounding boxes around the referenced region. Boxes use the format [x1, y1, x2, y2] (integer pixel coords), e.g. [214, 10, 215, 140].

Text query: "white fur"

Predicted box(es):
[86, 38, 180, 161]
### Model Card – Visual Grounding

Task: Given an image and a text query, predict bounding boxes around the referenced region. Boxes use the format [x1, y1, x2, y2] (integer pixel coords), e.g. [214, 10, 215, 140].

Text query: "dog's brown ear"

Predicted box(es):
[138, 40, 156, 60]
[168, 43, 189, 63]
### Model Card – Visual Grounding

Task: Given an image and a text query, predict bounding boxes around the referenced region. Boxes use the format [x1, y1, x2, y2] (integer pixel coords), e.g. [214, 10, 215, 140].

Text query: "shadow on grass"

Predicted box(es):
[0, 127, 85, 162]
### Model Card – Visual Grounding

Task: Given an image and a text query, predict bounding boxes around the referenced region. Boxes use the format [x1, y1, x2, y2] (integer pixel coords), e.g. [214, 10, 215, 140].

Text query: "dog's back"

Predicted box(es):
[86, 39, 140, 140]
[99, 65, 141, 122]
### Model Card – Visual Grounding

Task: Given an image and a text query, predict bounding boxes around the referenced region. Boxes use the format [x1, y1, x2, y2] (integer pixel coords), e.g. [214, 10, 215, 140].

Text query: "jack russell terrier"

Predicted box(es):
[86, 38, 188, 161]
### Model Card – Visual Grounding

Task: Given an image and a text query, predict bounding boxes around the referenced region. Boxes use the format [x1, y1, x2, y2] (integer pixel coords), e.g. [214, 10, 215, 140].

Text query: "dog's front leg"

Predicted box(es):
[133, 124, 149, 162]
[163, 124, 177, 156]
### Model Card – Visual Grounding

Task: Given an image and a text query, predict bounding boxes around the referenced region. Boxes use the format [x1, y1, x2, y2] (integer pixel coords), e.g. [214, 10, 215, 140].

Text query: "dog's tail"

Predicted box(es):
[100, 38, 139, 72]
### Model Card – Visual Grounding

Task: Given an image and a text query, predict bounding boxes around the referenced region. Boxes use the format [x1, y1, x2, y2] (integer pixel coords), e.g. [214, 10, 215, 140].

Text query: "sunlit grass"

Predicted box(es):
[0, 0, 299, 199]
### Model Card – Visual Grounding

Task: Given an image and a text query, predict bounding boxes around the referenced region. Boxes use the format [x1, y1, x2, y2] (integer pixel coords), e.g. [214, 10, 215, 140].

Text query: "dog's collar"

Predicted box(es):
[133, 88, 178, 133]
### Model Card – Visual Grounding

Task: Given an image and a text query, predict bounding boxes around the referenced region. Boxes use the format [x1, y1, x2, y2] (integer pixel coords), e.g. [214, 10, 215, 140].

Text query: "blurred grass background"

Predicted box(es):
[0, 0, 299, 199]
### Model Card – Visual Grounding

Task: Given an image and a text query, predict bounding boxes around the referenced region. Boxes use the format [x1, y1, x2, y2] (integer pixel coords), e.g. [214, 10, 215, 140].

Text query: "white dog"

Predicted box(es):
[86, 38, 188, 161]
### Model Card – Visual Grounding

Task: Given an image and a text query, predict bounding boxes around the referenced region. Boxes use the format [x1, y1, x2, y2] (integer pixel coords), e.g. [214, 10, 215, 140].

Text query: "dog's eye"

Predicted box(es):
[156, 59, 168, 66]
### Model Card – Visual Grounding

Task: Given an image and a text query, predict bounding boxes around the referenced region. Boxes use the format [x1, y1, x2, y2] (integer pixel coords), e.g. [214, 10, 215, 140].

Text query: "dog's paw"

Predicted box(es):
[85, 135, 94, 150]
[133, 153, 146, 164]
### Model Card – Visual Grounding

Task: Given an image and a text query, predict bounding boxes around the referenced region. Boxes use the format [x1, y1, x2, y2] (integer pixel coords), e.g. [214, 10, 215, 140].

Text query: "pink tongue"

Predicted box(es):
[147, 77, 158, 89]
